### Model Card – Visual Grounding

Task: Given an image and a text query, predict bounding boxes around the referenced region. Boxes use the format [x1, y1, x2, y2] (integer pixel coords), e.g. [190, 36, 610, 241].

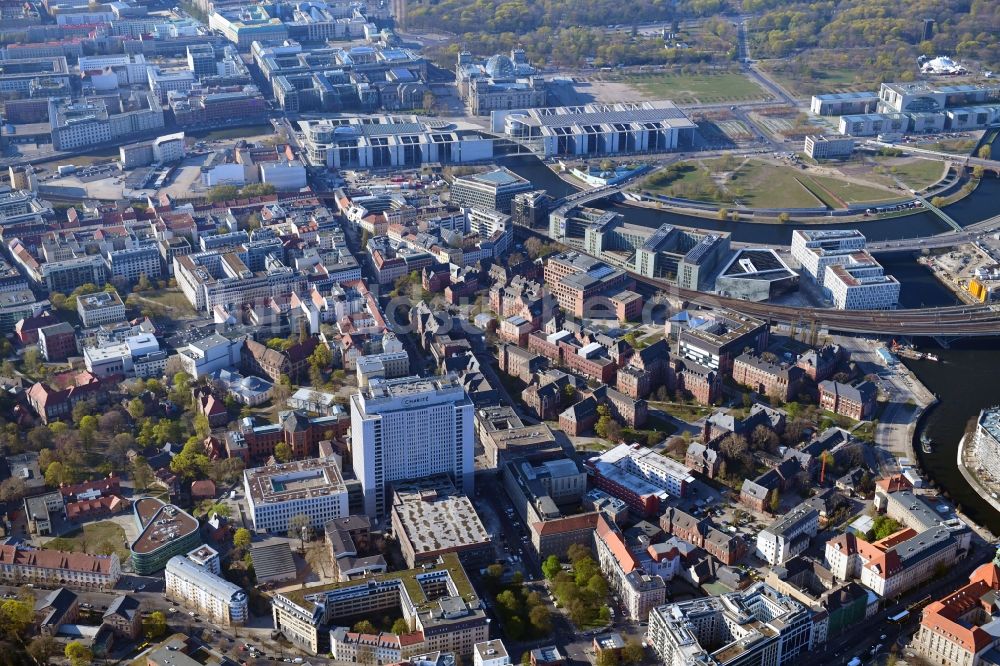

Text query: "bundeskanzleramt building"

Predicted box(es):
[647, 583, 822, 666]
[244, 458, 349, 533]
[351, 375, 474, 518]
[165, 553, 248, 626]
[271, 553, 488, 656]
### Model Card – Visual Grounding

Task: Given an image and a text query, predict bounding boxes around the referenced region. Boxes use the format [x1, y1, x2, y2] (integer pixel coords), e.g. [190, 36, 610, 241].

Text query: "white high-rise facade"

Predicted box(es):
[351, 376, 474, 517]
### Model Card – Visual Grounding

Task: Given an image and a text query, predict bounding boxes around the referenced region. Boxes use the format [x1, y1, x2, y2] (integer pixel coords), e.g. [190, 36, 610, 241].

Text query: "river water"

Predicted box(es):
[501, 154, 1000, 533]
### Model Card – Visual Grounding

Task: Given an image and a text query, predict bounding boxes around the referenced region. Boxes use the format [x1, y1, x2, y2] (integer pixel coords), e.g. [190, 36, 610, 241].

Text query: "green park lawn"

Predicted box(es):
[44, 521, 130, 563]
[806, 175, 904, 205]
[887, 159, 947, 191]
[623, 72, 770, 104]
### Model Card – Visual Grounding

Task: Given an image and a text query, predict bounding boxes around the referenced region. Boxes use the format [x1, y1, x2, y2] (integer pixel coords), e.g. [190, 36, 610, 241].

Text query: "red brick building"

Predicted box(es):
[675, 361, 720, 405]
[819, 380, 876, 420]
[225, 410, 349, 462]
[732, 353, 804, 403]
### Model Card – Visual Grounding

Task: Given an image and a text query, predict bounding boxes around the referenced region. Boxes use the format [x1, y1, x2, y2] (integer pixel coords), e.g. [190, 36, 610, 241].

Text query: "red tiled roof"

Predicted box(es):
[920, 563, 1000, 654]
[596, 514, 636, 574]
[0, 544, 117, 573]
[533, 512, 598, 536]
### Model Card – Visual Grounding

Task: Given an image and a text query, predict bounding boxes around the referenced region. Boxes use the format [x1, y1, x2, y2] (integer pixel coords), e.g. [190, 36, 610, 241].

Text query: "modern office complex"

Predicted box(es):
[351, 375, 475, 517]
[298, 116, 494, 168]
[129, 498, 202, 575]
[809, 92, 879, 116]
[790, 229, 899, 309]
[803, 135, 855, 160]
[165, 548, 248, 626]
[244, 458, 349, 533]
[271, 553, 488, 656]
[647, 583, 821, 666]
[672, 309, 769, 374]
[450, 168, 533, 214]
[494, 101, 696, 157]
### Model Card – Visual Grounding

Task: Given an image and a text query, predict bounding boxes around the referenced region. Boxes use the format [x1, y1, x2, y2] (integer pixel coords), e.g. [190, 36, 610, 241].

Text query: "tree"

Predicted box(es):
[144, 611, 168, 640]
[353, 620, 377, 634]
[27, 636, 61, 664]
[979, 144, 992, 160]
[542, 554, 561, 579]
[0, 477, 27, 503]
[716, 208, 729, 220]
[233, 527, 252, 552]
[596, 648, 619, 666]
[43, 462, 66, 489]
[274, 442, 293, 463]
[131, 456, 154, 492]
[193, 413, 211, 440]
[528, 603, 552, 634]
[288, 513, 311, 551]
[769, 489, 780, 513]
[777, 212, 791, 223]
[751, 424, 779, 453]
[621, 640, 644, 665]
[272, 374, 293, 403]
[422, 90, 436, 112]
[21, 347, 41, 376]
[0, 599, 33, 641]
[127, 397, 147, 420]
[720, 433, 749, 464]
[241, 183, 276, 198]
[170, 438, 210, 480]
[208, 185, 240, 202]
[391, 618, 410, 635]
[64, 642, 92, 666]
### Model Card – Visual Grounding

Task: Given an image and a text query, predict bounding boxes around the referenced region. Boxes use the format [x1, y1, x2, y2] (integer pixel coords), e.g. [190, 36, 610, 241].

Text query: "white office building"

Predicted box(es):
[790, 228, 898, 309]
[825, 256, 900, 310]
[244, 458, 349, 533]
[77, 290, 126, 327]
[165, 553, 248, 626]
[351, 375, 475, 517]
[474, 640, 510, 666]
[755, 500, 821, 566]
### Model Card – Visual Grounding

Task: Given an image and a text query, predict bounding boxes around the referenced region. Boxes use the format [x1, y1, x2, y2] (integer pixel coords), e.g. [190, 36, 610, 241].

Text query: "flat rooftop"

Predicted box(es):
[131, 498, 199, 555]
[391, 477, 491, 557]
[244, 458, 346, 505]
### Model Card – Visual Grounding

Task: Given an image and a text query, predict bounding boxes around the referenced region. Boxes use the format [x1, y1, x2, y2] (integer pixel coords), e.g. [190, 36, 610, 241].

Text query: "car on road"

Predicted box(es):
[189, 611, 196, 617]
[168, 608, 177, 613]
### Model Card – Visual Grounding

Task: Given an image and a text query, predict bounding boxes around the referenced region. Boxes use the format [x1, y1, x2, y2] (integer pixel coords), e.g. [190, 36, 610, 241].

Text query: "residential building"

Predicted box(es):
[271, 553, 488, 655]
[756, 500, 821, 566]
[647, 583, 821, 666]
[0, 545, 120, 590]
[391, 476, 492, 568]
[594, 514, 666, 620]
[165, 553, 248, 626]
[819, 380, 877, 420]
[351, 376, 474, 517]
[244, 458, 349, 533]
[76, 290, 126, 327]
[450, 168, 533, 214]
[543, 252, 632, 319]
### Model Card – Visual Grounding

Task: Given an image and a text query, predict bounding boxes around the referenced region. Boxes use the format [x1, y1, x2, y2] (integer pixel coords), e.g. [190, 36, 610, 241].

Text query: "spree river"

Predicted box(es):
[501, 154, 1000, 533]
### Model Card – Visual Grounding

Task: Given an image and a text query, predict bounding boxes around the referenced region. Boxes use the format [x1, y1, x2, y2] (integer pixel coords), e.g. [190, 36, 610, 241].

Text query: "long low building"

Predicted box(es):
[584, 443, 695, 517]
[0, 544, 121, 590]
[493, 101, 696, 157]
[298, 115, 494, 168]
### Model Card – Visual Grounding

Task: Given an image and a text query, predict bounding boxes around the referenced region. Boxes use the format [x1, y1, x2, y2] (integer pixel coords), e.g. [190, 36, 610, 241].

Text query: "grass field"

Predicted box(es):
[131, 288, 199, 319]
[621, 72, 770, 104]
[759, 61, 882, 97]
[807, 175, 903, 205]
[726, 161, 823, 208]
[44, 521, 129, 563]
[887, 159, 947, 190]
